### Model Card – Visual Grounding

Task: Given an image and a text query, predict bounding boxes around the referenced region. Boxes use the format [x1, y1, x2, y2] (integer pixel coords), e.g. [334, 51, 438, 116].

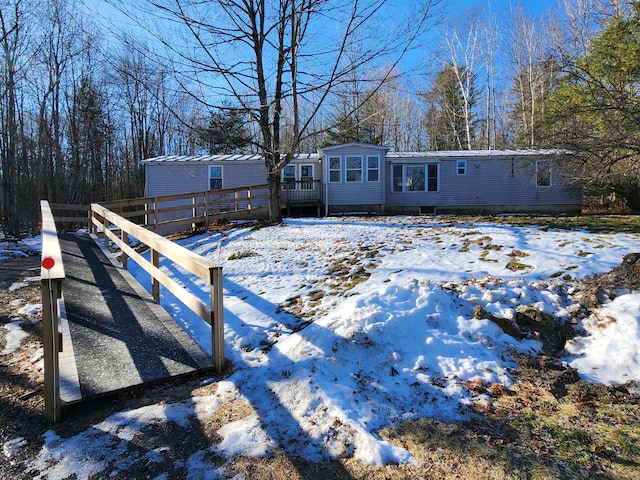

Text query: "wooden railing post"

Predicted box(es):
[121, 231, 129, 269]
[247, 188, 252, 211]
[210, 266, 225, 371]
[151, 248, 160, 301]
[153, 197, 159, 231]
[103, 216, 109, 249]
[204, 193, 209, 229]
[40, 200, 66, 423]
[42, 277, 63, 423]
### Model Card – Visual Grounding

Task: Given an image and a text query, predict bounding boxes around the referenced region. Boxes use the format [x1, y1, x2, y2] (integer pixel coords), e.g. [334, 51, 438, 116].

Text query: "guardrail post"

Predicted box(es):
[153, 197, 159, 231]
[103, 216, 109, 249]
[210, 266, 225, 371]
[151, 248, 160, 301]
[40, 200, 66, 423]
[192, 195, 197, 230]
[204, 193, 209, 229]
[42, 276, 63, 423]
[121, 231, 129, 269]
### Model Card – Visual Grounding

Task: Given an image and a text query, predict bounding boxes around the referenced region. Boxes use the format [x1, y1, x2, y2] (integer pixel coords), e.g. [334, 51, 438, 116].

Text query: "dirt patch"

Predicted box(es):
[0, 257, 229, 480]
[0, 255, 40, 289]
[580, 252, 640, 308]
[1, 253, 640, 479]
[0, 261, 47, 480]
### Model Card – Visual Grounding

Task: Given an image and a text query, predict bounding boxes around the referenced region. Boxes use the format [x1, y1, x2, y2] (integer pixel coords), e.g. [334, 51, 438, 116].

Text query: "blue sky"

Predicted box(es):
[448, 0, 559, 16]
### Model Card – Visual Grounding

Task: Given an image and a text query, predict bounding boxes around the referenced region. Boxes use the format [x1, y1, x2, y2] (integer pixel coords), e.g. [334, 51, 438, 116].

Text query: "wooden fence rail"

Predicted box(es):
[49, 203, 91, 230]
[100, 184, 271, 233]
[90, 203, 225, 371]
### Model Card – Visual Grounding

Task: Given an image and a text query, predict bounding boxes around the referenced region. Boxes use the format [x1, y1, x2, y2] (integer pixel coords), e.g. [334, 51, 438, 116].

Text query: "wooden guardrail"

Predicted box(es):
[90, 203, 225, 371]
[49, 203, 90, 230]
[100, 184, 271, 233]
[46, 185, 271, 237]
[40, 200, 66, 423]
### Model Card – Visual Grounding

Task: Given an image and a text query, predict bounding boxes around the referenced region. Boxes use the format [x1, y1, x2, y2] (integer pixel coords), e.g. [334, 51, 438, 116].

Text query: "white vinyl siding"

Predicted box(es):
[321, 144, 387, 208]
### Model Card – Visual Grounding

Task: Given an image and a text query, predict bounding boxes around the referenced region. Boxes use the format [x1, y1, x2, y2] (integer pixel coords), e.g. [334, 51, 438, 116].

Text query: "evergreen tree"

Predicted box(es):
[67, 76, 113, 204]
[424, 64, 476, 150]
[323, 109, 382, 146]
[195, 108, 252, 154]
[544, 2, 640, 210]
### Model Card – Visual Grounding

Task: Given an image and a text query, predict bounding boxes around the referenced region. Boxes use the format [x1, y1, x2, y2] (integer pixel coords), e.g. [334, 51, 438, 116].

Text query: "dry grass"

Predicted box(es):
[487, 214, 640, 233]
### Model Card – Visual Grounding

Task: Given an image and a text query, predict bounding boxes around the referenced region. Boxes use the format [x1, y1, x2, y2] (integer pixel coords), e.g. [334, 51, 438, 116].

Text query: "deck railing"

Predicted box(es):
[40, 200, 66, 423]
[49, 183, 321, 238]
[90, 203, 225, 371]
[281, 179, 323, 203]
[100, 184, 271, 233]
[49, 203, 91, 230]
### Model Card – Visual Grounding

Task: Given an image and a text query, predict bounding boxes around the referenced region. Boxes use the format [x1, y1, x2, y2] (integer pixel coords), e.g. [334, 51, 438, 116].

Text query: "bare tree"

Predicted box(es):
[507, 7, 558, 148]
[477, 4, 501, 149]
[442, 24, 479, 150]
[0, 0, 32, 235]
[32, 0, 87, 204]
[115, 0, 442, 222]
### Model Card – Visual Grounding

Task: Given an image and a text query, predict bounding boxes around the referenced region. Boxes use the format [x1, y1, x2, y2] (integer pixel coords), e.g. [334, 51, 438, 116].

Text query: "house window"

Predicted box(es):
[281, 164, 296, 189]
[209, 166, 222, 190]
[392, 164, 439, 192]
[300, 164, 313, 180]
[536, 161, 552, 187]
[405, 166, 425, 191]
[300, 164, 314, 189]
[329, 157, 341, 183]
[427, 164, 439, 191]
[367, 155, 380, 182]
[457, 160, 466, 175]
[346, 156, 362, 182]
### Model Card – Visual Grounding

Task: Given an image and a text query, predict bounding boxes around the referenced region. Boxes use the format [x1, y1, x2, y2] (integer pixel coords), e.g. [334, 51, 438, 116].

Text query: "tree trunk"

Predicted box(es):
[267, 172, 282, 223]
[619, 183, 640, 213]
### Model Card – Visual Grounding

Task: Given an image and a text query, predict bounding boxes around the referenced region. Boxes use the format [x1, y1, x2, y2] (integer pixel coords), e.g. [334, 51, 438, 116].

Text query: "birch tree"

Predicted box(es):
[443, 25, 479, 150]
[507, 7, 560, 148]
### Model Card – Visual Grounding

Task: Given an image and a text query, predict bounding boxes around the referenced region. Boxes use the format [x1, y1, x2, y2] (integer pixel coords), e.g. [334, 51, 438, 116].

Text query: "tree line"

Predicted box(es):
[0, 0, 637, 236]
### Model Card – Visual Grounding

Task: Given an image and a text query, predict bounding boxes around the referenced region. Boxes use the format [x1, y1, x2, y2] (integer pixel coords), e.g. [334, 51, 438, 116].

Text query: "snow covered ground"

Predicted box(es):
[4, 217, 640, 476]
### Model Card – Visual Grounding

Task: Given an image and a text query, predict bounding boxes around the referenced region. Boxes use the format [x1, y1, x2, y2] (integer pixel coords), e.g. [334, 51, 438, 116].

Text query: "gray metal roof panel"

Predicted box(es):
[386, 149, 568, 158]
[142, 153, 321, 164]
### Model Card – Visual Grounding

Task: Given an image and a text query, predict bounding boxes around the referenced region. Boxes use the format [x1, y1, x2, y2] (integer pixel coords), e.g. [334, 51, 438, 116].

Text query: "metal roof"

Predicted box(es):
[142, 153, 321, 164]
[386, 149, 568, 159]
[143, 149, 569, 164]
